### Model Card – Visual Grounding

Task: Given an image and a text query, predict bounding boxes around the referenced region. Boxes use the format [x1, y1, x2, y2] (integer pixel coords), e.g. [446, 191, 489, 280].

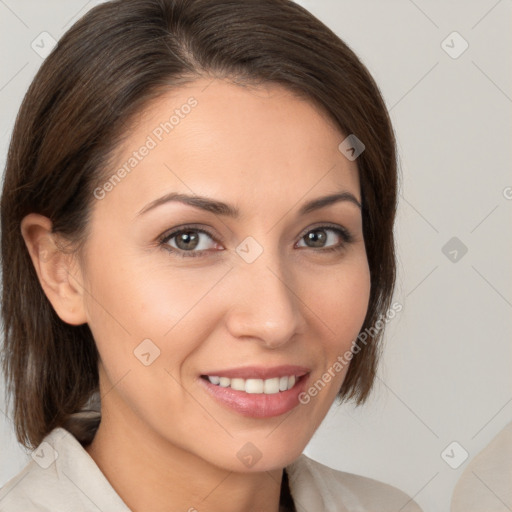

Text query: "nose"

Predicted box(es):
[224, 253, 303, 349]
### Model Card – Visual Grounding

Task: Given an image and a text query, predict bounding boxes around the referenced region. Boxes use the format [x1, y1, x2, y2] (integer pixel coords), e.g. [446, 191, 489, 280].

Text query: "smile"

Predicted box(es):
[204, 375, 297, 394]
[199, 366, 310, 418]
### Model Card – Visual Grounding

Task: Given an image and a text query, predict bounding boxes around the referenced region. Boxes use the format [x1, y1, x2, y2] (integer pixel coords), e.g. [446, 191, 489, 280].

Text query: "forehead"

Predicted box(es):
[95, 78, 360, 219]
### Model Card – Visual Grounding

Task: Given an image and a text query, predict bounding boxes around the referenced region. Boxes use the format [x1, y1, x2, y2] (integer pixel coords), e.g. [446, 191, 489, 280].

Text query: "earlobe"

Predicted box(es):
[20, 213, 88, 326]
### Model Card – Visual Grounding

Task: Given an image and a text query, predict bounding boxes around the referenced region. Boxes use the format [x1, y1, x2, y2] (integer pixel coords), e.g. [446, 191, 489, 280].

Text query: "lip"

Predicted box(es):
[199, 365, 311, 419]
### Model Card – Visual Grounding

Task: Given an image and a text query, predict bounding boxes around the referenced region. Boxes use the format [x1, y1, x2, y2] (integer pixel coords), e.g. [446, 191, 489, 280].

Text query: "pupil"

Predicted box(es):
[307, 229, 326, 248]
[177, 231, 199, 250]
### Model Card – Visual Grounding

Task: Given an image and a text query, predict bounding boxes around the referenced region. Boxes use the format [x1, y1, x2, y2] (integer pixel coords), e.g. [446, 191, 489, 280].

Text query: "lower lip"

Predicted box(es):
[199, 375, 309, 419]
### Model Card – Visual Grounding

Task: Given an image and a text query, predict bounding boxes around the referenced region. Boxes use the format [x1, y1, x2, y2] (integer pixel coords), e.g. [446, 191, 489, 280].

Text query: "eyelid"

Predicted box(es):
[158, 222, 354, 257]
[158, 224, 221, 255]
[159, 223, 218, 243]
[295, 222, 354, 246]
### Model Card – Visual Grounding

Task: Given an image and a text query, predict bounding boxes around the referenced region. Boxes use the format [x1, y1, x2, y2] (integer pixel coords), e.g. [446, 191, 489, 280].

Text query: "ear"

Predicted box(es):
[20, 213, 88, 326]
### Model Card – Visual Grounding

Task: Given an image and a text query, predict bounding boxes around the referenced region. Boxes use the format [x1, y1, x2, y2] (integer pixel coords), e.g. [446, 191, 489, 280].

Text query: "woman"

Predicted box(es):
[0, 0, 422, 510]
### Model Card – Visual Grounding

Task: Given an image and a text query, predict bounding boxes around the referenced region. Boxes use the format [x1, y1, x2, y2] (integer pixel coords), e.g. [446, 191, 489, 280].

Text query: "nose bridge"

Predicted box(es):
[225, 244, 302, 347]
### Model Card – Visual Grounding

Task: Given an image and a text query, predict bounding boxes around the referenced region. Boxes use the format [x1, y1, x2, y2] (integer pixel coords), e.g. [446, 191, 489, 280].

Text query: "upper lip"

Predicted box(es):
[201, 365, 310, 380]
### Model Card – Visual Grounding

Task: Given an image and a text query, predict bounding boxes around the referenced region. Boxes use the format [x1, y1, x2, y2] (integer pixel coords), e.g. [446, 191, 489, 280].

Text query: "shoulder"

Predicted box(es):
[286, 454, 423, 512]
[0, 429, 64, 512]
[451, 421, 512, 511]
[0, 427, 129, 512]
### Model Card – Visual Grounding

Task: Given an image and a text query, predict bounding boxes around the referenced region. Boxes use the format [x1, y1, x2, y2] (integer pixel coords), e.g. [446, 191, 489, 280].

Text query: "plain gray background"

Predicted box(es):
[1, 1, 511, 511]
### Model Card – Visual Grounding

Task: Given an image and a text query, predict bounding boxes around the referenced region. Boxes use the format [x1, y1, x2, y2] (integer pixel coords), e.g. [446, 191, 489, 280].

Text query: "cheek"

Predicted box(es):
[81, 242, 231, 371]
[305, 257, 371, 350]
[289, 260, 370, 441]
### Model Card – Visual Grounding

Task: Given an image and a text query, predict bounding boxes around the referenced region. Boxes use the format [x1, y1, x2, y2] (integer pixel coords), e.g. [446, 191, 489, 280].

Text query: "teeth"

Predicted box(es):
[206, 375, 298, 394]
[245, 379, 264, 394]
[209, 376, 220, 385]
[263, 377, 280, 394]
[230, 378, 245, 391]
[219, 377, 230, 387]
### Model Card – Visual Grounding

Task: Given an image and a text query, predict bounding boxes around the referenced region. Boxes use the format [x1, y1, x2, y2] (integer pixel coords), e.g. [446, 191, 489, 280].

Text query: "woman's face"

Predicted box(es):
[77, 78, 370, 471]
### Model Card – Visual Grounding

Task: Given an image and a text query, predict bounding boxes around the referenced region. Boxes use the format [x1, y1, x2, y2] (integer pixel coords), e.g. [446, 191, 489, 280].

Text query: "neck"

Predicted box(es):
[85, 393, 285, 512]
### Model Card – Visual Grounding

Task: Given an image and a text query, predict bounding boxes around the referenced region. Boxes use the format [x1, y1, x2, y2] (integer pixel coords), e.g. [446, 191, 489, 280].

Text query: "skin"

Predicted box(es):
[21, 78, 371, 512]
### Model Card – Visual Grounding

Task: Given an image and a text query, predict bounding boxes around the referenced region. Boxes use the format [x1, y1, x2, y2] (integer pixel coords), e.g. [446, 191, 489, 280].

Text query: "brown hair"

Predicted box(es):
[1, 0, 397, 449]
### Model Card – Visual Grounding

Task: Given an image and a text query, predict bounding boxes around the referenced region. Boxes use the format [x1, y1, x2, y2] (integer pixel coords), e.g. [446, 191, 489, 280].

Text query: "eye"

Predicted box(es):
[160, 226, 221, 257]
[158, 223, 354, 259]
[296, 225, 353, 251]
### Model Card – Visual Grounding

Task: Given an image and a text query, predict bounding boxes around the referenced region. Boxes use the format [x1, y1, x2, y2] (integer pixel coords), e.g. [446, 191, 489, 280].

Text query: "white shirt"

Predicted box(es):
[0, 427, 423, 511]
[450, 421, 512, 511]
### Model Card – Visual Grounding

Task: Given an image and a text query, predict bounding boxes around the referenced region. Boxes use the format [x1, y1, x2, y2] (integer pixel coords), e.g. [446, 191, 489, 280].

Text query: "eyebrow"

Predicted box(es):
[136, 190, 361, 218]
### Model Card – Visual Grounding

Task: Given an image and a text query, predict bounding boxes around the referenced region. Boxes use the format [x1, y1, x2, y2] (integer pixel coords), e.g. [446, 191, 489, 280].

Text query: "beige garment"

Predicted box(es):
[450, 422, 512, 512]
[0, 426, 422, 512]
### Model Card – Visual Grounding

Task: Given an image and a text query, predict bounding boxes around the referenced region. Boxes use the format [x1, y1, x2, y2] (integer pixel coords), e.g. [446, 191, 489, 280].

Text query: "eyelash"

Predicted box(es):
[158, 223, 354, 259]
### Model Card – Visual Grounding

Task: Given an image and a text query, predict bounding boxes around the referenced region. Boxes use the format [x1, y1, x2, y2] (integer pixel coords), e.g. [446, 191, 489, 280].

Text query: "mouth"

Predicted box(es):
[201, 374, 299, 394]
[199, 366, 310, 418]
